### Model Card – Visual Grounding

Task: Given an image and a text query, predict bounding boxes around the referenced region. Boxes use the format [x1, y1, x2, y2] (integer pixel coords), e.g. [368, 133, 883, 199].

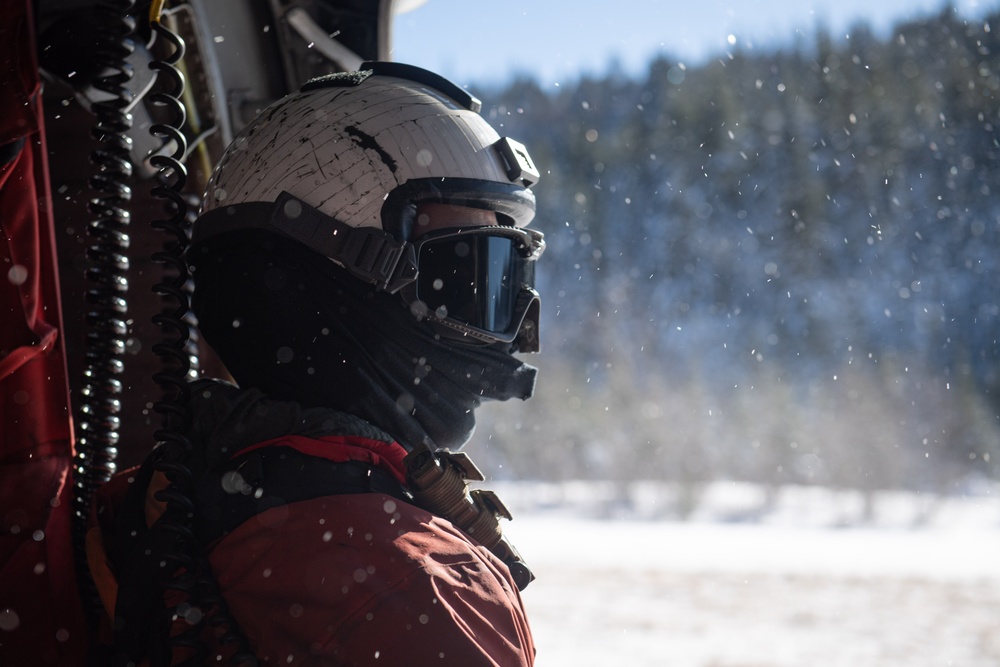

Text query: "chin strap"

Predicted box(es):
[404, 443, 535, 591]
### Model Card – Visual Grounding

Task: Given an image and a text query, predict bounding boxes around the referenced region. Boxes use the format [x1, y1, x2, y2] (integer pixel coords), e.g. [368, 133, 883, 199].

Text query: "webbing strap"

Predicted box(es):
[194, 446, 412, 545]
[190, 193, 418, 293]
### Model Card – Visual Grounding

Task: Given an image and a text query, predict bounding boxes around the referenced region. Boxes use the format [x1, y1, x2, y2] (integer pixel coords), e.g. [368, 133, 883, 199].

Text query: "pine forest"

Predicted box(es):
[467, 7, 1000, 510]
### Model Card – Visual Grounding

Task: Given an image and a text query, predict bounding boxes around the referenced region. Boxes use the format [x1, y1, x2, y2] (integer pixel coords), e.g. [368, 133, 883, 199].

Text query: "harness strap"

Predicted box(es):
[194, 446, 411, 545]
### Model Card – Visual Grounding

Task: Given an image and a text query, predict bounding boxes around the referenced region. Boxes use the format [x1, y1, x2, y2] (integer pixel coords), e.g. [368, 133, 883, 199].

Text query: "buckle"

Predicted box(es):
[338, 226, 418, 293]
[269, 192, 418, 293]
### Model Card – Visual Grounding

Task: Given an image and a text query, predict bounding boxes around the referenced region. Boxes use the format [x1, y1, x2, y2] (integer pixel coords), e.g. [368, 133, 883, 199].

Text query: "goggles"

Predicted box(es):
[191, 192, 545, 352]
[404, 225, 545, 351]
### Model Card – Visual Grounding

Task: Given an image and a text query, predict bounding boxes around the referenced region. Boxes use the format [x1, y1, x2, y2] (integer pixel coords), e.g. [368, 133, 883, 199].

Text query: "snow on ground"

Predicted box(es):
[490, 481, 1000, 667]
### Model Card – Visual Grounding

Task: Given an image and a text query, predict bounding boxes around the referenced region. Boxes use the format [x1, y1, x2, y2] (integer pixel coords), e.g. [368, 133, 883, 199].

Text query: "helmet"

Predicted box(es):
[192, 62, 545, 352]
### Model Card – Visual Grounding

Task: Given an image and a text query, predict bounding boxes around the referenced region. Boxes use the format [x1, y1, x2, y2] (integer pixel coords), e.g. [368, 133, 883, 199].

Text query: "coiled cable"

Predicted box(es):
[71, 0, 136, 619]
[145, 13, 258, 666]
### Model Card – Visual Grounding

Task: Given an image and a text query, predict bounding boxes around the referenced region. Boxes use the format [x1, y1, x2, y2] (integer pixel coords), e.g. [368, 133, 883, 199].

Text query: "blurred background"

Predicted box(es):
[394, 0, 1000, 516]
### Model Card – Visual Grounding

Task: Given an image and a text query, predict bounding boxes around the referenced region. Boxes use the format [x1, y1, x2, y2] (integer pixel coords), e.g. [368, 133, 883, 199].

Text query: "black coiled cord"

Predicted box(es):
[146, 18, 258, 667]
[71, 0, 136, 620]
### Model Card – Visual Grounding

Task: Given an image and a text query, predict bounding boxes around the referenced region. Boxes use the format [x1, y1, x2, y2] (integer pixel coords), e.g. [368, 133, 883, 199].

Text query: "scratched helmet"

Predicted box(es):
[192, 62, 544, 352]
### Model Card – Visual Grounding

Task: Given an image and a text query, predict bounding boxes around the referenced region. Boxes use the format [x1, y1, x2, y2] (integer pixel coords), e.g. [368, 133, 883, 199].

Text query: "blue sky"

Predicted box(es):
[392, 0, 995, 87]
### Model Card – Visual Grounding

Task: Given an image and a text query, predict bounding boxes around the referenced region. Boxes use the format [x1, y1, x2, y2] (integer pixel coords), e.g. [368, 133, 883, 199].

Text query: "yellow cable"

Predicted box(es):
[149, 0, 167, 24]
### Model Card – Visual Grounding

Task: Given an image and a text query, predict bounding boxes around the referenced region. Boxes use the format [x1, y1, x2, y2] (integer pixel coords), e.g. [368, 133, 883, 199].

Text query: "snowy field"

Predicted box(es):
[493, 482, 1000, 667]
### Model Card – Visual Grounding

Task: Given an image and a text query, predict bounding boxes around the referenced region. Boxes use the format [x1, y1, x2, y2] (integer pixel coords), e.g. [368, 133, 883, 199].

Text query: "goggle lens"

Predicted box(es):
[415, 229, 541, 339]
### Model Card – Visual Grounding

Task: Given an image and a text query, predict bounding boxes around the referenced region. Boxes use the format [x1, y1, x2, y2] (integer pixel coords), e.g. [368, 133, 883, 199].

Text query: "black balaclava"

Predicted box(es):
[190, 231, 537, 450]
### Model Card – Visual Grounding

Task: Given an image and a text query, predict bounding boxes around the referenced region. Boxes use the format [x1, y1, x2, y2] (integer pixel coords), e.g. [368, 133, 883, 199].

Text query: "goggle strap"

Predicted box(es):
[192, 192, 418, 293]
[328, 224, 418, 294]
[268, 192, 418, 293]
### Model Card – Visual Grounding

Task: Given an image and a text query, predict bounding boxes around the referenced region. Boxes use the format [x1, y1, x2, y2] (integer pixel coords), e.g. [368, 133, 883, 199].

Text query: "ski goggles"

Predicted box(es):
[404, 225, 545, 351]
[191, 192, 546, 351]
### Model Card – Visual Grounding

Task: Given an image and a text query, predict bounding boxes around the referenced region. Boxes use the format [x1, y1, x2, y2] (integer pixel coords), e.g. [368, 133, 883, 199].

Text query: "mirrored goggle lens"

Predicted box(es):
[416, 232, 538, 336]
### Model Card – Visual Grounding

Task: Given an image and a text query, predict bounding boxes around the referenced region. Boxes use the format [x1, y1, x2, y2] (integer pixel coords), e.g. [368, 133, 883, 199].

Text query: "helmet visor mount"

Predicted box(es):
[408, 226, 545, 351]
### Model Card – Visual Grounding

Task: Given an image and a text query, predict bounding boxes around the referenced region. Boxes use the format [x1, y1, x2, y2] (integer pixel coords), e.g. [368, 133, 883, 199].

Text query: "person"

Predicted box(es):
[84, 62, 545, 666]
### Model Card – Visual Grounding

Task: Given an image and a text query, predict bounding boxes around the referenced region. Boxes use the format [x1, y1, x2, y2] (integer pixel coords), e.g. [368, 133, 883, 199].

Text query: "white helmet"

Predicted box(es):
[201, 62, 538, 231]
[192, 62, 545, 352]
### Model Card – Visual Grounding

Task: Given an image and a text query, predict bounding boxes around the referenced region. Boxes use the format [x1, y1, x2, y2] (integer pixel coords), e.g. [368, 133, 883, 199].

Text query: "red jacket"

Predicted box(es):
[88, 398, 535, 667]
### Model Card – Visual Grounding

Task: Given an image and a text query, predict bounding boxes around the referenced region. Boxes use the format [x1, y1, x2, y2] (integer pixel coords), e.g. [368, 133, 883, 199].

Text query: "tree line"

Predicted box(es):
[467, 6, 1000, 500]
